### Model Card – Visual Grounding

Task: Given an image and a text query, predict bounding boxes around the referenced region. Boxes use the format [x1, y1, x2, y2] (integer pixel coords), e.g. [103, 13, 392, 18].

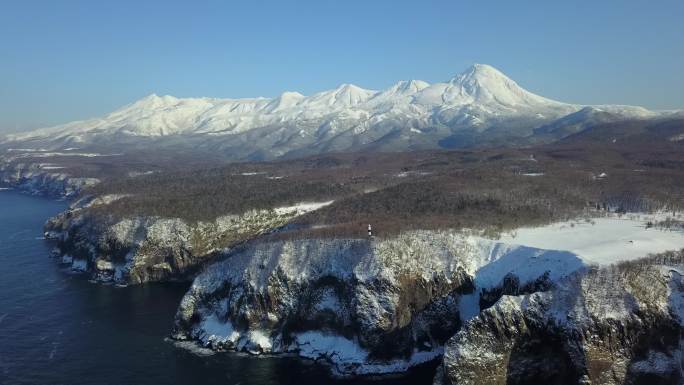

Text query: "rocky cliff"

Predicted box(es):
[436, 252, 684, 385]
[170, 216, 684, 382]
[0, 161, 99, 197]
[171, 231, 477, 376]
[170, 231, 596, 377]
[44, 196, 332, 284]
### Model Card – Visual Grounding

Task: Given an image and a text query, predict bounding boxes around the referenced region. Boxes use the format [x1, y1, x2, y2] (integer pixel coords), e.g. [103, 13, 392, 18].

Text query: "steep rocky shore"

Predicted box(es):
[171, 231, 478, 376]
[44, 196, 332, 284]
[169, 231, 595, 376]
[436, 253, 684, 385]
[0, 162, 99, 197]
[168, 218, 684, 381]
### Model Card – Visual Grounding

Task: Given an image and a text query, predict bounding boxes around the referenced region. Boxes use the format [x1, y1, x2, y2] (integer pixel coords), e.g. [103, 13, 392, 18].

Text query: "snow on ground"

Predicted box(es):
[455, 213, 684, 323]
[7, 148, 50, 152]
[469, 241, 584, 288]
[274, 200, 334, 216]
[498, 214, 684, 265]
[457, 240, 584, 323]
[8, 152, 118, 159]
[36, 163, 67, 170]
[295, 331, 367, 363]
[95, 259, 114, 271]
[242, 330, 272, 353]
[88, 194, 131, 207]
[293, 331, 443, 376]
[193, 322, 444, 376]
[127, 170, 155, 177]
[196, 314, 241, 346]
[394, 171, 432, 178]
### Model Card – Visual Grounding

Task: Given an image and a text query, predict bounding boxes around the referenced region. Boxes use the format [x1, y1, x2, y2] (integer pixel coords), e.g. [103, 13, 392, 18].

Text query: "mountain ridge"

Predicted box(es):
[2, 64, 677, 160]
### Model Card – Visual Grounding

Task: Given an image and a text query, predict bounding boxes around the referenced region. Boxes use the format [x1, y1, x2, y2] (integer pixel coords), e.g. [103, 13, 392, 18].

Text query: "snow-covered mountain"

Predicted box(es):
[1, 64, 669, 160]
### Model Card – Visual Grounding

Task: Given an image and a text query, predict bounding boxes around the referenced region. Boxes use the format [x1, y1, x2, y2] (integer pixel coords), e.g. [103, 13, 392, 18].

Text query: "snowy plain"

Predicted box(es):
[498, 213, 684, 265]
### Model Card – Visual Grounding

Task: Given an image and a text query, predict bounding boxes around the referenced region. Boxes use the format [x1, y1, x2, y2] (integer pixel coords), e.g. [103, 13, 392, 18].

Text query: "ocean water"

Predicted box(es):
[0, 190, 435, 385]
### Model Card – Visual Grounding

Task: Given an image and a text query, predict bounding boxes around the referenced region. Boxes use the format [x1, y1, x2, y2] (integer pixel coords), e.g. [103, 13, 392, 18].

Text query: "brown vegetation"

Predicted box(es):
[9, 127, 684, 238]
[75, 138, 684, 239]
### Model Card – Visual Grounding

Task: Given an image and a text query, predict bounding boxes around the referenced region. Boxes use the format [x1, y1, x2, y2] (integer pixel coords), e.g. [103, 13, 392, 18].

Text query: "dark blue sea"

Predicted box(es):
[0, 190, 434, 385]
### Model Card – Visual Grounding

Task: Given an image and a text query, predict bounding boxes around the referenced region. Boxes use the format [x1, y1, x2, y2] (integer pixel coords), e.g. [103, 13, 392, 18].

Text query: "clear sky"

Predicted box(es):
[1, 0, 682, 132]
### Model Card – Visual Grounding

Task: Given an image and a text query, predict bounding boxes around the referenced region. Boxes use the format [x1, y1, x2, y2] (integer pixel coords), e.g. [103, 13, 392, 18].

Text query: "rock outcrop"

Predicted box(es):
[44, 196, 331, 284]
[436, 252, 684, 385]
[0, 162, 98, 197]
[170, 221, 684, 382]
[170, 231, 593, 376]
[172, 231, 479, 376]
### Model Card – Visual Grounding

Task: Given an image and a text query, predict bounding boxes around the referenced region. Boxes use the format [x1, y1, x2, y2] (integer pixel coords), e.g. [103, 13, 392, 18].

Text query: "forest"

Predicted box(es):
[65, 136, 684, 239]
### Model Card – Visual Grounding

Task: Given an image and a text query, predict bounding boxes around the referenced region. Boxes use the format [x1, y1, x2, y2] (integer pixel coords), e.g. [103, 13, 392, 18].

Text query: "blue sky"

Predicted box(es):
[1, 0, 683, 132]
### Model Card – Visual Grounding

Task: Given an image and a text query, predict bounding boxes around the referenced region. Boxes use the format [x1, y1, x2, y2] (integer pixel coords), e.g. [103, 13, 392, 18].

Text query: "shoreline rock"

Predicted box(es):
[44, 198, 334, 285]
[0, 162, 99, 198]
[437, 254, 684, 385]
[171, 230, 593, 377]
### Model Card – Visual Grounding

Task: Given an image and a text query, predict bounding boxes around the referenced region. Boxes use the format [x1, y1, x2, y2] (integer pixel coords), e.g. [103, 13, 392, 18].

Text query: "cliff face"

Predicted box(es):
[0, 162, 99, 197]
[44, 196, 331, 284]
[169, 219, 684, 381]
[437, 255, 684, 385]
[172, 231, 478, 376]
[170, 231, 592, 377]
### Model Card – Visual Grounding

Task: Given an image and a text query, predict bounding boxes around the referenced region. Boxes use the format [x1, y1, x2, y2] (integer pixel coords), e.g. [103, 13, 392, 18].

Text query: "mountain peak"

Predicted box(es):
[280, 91, 305, 99]
[441, 63, 567, 109]
[470, 63, 505, 74]
[395, 79, 430, 93]
[133, 93, 179, 107]
[334, 83, 372, 93]
[265, 91, 306, 112]
[453, 63, 512, 85]
[327, 83, 375, 105]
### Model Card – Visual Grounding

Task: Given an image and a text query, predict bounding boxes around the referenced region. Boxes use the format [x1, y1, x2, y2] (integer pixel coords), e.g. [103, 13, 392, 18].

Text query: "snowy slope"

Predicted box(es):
[498, 213, 684, 265]
[2, 64, 672, 159]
